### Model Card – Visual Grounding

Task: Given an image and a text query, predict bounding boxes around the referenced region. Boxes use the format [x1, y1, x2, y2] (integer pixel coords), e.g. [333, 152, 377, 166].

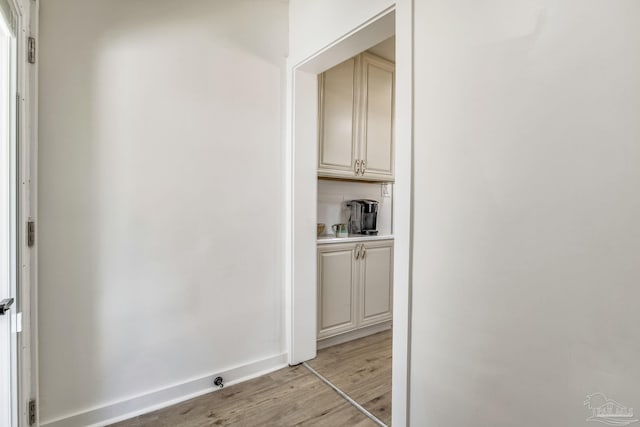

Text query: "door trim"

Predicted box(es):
[12, 0, 38, 425]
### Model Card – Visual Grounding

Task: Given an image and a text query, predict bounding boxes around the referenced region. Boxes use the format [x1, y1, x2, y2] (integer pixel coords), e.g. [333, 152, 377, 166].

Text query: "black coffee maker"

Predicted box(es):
[347, 200, 379, 235]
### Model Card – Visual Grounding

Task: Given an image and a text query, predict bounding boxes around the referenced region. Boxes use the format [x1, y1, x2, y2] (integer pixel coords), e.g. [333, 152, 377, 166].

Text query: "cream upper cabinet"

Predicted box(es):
[359, 53, 395, 180]
[317, 239, 393, 340]
[318, 57, 359, 176]
[318, 53, 395, 181]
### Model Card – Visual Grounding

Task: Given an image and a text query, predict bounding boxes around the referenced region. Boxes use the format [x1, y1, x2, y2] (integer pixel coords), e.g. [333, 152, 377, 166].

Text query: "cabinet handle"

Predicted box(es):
[361, 246, 366, 259]
[361, 160, 366, 174]
[354, 159, 360, 175]
[355, 245, 361, 260]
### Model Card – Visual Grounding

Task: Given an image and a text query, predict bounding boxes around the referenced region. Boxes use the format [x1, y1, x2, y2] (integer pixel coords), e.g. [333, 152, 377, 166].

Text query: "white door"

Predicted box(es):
[0, 2, 18, 426]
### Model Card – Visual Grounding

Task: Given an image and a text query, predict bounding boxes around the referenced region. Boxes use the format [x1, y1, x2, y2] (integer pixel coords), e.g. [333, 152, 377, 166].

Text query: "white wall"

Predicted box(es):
[288, 0, 394, 65]
[411, 1, 640, 426]
[38, 0, 287, 424]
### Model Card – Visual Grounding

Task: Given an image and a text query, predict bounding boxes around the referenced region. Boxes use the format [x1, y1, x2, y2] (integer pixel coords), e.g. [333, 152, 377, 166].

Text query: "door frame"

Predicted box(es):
[284, 2, 413, 426]
[11, 0, 38, 425]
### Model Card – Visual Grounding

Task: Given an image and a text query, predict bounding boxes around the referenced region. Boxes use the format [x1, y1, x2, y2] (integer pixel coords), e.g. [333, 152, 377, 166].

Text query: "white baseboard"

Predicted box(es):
[317, 321, 392, 350]
[40, 353, 288, 427]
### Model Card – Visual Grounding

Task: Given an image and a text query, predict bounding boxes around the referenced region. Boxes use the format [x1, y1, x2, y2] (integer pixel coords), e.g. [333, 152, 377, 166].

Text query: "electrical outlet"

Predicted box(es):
[381, 183, 391, 198]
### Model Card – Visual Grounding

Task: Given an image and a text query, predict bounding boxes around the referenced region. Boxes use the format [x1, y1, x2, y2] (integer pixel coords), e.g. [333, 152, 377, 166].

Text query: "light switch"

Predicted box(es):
[381, 183, 391, 197]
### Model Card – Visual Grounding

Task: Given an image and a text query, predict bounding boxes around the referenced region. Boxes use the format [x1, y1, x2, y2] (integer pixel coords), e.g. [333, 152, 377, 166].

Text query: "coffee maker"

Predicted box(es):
[347, 199, 379, 235]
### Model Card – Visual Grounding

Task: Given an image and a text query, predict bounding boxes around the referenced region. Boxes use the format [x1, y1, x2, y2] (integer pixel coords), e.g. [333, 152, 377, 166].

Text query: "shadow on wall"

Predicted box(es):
[38, 0, 288, 422]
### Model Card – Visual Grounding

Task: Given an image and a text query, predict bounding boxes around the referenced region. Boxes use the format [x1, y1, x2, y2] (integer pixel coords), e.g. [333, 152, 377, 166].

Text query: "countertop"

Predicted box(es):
[317, 234, 394, 245]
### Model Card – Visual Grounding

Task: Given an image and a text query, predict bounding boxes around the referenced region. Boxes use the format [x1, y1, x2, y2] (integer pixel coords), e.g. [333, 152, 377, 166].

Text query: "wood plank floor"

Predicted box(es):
[111, 365, 378, 427]
[307, 330, 392, 426]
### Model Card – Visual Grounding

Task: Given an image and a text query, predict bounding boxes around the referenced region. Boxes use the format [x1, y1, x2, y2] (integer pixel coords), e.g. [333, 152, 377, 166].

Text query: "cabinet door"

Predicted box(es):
[359, 240, 393, 327]
[360, 53, 394, 181]
[317, 243, 358, 339]
[318, 57, 359, 178]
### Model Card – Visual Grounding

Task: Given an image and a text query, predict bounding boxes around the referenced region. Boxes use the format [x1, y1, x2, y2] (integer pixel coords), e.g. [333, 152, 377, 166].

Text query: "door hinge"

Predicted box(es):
[28, 399, 36, 425]
[27, 220, 35, 247]
[27, 37, 36, 64]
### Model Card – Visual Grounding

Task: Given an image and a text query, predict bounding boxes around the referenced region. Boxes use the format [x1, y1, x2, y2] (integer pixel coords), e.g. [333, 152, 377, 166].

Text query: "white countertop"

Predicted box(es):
[317, 234, 394, 245]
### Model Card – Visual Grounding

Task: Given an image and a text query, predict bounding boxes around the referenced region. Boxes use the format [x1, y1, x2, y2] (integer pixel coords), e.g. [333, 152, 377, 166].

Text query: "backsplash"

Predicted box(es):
[317, 179, 393, 237]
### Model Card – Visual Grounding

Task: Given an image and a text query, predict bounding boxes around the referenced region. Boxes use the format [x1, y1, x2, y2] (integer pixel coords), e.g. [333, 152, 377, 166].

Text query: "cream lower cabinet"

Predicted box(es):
[317, 239, 393, 340]
[359, 240, 394, 327]
[317, 243, 358, 339]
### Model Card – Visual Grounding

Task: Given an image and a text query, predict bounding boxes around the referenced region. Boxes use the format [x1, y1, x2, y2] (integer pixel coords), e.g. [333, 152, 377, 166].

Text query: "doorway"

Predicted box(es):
[0, 1, 18, 425]
[286, 6, 412, 427]
[309, 35, 395, 425]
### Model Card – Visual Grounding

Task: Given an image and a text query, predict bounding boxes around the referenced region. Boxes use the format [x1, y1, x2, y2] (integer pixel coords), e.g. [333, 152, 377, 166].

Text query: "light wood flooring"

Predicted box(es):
[111, 365, 376, 427]
[111, 331, 392, 427]
[308, 330, 392, 425]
